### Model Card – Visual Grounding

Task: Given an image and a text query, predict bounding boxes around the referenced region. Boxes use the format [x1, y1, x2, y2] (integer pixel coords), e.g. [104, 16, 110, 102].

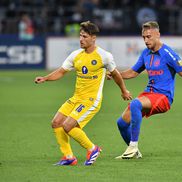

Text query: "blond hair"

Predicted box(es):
[142, 21, 159, 31]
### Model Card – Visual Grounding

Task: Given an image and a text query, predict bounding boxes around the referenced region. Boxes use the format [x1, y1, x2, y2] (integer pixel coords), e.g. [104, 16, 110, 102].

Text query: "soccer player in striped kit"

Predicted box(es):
[35, 21, 132, 165]
[115, 21, 182, 159]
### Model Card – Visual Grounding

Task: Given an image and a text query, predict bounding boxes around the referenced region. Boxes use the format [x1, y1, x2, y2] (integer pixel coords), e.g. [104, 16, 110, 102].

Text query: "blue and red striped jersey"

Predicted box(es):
[132, 44, 182, 105]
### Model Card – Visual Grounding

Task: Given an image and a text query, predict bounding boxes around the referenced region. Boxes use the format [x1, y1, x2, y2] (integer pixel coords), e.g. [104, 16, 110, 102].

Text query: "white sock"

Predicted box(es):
[130, 141, 138, 147]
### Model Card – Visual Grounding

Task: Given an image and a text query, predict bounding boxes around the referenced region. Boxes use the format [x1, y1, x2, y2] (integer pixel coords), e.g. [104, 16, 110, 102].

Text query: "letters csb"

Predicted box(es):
[0, 45, 43, 64]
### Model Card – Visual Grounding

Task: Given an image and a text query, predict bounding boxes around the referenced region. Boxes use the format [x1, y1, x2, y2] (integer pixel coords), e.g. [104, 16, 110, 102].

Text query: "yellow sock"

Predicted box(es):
[68, 127, 94, 150]
[54, 127, 73, 157]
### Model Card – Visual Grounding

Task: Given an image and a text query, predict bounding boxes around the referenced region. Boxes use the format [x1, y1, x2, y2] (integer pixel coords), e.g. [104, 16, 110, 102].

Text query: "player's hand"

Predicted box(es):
[34, 76, 46, 84]
[121, 90, 132, 101]
[106, 71, 112, 80]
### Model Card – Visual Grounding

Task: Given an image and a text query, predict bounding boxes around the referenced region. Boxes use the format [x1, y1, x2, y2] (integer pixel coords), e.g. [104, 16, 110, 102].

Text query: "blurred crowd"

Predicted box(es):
[0, 0, 182, 36]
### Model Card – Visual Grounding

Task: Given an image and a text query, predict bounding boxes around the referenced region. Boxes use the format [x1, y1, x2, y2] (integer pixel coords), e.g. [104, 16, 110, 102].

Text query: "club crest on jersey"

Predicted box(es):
[178, 60, 182, 66]
[154, 59, 160, 67]
[82, 66, 88, 74]
[91, 60, 97, 65]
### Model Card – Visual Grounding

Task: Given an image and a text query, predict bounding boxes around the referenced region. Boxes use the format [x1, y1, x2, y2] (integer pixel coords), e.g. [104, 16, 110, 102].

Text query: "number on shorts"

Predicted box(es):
[75, 104, 85, 113]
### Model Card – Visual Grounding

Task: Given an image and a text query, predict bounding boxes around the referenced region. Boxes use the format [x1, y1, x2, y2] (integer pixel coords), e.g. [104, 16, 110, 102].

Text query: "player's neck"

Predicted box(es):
[85, 45, 96, 54]
[152, 41, 163, 52]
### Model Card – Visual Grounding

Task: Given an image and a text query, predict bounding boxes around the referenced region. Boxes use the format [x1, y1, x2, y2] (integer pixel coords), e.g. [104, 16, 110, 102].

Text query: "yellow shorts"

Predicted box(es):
[58, 96, 102, 128]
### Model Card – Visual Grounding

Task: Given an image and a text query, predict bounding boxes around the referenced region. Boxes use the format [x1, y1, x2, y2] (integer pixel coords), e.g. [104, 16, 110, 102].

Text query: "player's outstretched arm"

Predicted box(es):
[111, 69, 132, 100]
[106, 68, 139, 80]
[35, 67, 68, 84]
[120, 68, 139, 79]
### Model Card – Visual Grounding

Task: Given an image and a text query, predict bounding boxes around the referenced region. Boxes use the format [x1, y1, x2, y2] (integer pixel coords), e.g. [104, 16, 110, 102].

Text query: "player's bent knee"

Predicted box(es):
[130, 99, 142, 111]
[51, 112, 66, 128]
[51, 119, 63, 128]
[51, 122, 59, 128]
[117, 117, 129, 129]
[122, 113, 130, 123]
[62, 119, 78, 133]
[121, 109, 131, 123]
[62, 123, 71, 133]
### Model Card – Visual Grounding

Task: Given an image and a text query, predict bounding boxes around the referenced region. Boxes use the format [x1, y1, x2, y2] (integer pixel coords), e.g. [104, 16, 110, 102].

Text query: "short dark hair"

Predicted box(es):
[142, 21, 159, 30]
[80, 21, 99, 35]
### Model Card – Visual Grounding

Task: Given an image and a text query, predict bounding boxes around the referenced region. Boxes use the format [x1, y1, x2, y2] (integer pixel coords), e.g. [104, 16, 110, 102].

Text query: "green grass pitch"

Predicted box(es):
[0, 70, 182, 182]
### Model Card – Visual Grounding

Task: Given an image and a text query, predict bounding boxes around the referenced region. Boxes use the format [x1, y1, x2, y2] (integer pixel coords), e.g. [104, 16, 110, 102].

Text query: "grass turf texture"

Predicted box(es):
[0, 70, 182, 182]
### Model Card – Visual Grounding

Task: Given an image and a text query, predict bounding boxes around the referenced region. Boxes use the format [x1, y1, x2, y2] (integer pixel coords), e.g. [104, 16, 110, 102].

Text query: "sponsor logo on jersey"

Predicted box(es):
[154, 59, 160, 67]
[82, 66, 88, 74]
[147, 70, 164, 76]
[91, 60, 97, 65]
[77, 74, 98, 79]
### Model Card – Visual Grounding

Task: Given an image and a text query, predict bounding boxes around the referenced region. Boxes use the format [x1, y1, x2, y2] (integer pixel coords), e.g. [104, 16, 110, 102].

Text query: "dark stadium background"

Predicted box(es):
[1, 0, 182, 35]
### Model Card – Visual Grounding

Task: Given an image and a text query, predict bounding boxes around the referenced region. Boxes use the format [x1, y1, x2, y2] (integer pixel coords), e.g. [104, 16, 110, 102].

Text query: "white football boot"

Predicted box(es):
[115, 146, 142, 159]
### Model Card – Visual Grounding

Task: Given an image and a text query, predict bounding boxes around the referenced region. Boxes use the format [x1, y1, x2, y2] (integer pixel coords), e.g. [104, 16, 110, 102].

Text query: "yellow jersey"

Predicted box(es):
[62, 46, 116, 103]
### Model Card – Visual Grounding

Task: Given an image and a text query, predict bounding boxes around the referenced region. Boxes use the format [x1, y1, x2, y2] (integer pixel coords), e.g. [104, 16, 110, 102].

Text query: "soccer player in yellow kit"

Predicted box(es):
[35, 21, 132, 166]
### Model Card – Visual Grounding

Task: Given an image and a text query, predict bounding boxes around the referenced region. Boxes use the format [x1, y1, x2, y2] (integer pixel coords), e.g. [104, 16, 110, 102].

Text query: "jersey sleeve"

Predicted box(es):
[61, 50, 78, 71]
[104, 52, 116, 72]
[165, 49, 182, 73]
[132, 51, 145, 73]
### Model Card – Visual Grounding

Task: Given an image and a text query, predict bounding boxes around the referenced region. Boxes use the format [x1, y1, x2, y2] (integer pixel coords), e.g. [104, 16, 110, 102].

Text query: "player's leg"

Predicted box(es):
[130, 99, 143, 143]
[63, 117, 102, 166]
[63, 101, 102, 165]
[117, 107, 131, 145]
[52, 99, 77, 166]
[130, 96, 152, 142]
[121, 96, 151, 159]
[63, 116, 94, 151]
[116, 107, 141, 159]
[52, 113, 74, 155]
[118, 93, 170, 159]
